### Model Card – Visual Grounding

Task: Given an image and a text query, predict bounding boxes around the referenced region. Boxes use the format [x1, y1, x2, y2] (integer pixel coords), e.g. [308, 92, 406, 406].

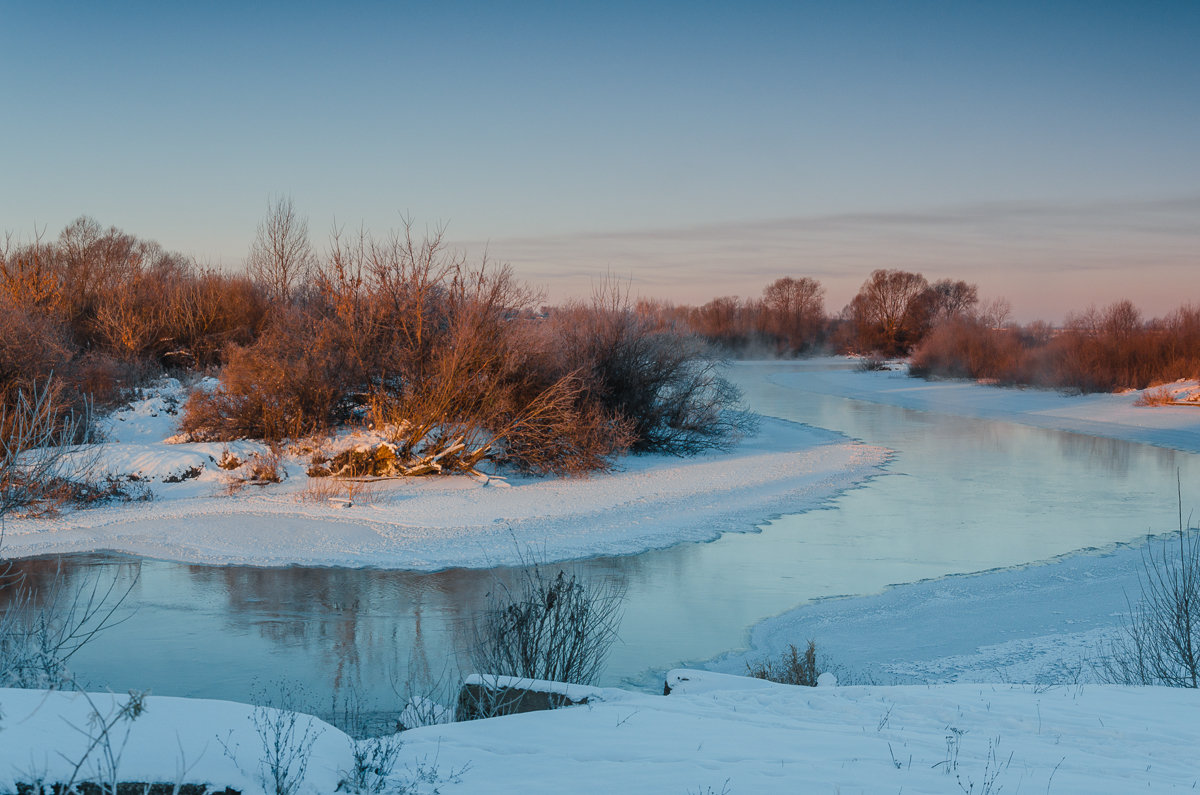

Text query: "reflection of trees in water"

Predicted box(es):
[0, 553, 141, 688]
[0, 554, 141, 611]
[179, 564, 519, 701]
[180, 558, 634, 703]
[1054, 431, 1185, 479]
[22, 548, 649, 713]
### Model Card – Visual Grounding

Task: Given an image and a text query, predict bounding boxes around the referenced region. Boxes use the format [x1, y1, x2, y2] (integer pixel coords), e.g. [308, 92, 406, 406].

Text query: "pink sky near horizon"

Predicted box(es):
[463, 196, 1199, 323]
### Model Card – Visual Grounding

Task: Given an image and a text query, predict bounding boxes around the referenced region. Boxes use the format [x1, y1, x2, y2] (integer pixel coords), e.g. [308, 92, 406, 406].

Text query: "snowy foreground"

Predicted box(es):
[0, 379, 887, 568]
[4, 671, 1198, 794]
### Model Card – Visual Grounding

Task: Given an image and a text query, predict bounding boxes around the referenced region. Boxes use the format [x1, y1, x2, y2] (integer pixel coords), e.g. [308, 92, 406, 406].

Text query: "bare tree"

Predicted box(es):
[0, 225, 60, 312]
[846, 269, 932, 355]
[929, 279, 979, 324]
[365, 216, 464, 361]
[1101, 299, 1142, 341]
[247, 196, 316, 304]
[688, 296, 749, 350]
[760, 276, 825, 353]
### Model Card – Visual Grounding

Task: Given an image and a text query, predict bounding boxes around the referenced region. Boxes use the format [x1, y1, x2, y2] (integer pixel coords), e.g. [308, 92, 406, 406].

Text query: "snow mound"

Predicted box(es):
[7, 676, 1198, 793]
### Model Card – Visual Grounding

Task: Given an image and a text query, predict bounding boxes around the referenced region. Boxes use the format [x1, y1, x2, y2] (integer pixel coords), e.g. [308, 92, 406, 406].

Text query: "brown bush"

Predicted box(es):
[912, 301, 1200, 393]
[179, 305, 357, 441]
[358, 268, 634, 476]
[6, 214, 755, 476]
[2, 218, 274, 428]
[909, 317, 1026, 383]
[157, 268, 267, 369]
[0, 296, 73, 399]
[69, 351, 148, 409]
[1, 380, 101, 518]
[0, 230, 62, 314]
[547, 283, 754, 456]
[487, 373, 636, 475]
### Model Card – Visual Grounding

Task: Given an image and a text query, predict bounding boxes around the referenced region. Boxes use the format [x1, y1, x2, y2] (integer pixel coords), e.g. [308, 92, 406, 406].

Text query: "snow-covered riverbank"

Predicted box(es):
[6, 363, 1200, 793]
[705, 531, 1179, 686]
[0, 380, 887, 569]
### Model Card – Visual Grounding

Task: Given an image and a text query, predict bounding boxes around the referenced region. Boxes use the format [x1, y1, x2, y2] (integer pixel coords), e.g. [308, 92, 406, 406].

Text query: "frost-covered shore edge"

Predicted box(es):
[0, 404, 889, 569]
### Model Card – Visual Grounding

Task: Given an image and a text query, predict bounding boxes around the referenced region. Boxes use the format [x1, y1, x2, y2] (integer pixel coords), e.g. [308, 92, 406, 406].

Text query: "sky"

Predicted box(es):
[3, 1, 1198, 321]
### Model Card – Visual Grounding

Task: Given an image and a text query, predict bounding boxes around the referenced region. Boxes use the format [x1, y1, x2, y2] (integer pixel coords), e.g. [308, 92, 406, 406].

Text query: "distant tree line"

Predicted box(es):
[643, 269, 1199, 393]
[910, 300, 1200, 392]
[639, 269, 990, 359]
[3, 205, 1196, 470]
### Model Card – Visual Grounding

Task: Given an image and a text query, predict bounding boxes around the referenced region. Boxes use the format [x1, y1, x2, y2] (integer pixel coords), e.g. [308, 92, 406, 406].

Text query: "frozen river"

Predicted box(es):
[11, 361, 1198, 714]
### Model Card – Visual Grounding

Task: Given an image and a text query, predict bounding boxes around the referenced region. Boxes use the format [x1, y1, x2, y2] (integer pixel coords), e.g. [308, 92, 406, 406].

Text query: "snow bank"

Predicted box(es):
[6, 675, 1198, 794]
[1, 380, 888, 569]
[0, 689, 350, 795]
[767, 358, 1200, 453]
[404, 673, 1200, 793]
[704, 533, 1172, 687]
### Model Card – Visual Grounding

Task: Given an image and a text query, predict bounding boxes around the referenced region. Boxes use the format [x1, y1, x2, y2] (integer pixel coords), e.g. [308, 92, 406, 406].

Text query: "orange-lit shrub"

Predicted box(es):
[911, 301, 1200, 393]
[180, 305, 357, 441]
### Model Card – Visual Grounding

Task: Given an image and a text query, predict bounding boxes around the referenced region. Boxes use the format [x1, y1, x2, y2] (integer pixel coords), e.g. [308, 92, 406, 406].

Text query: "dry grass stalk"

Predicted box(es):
[1134, 385, 1176, 407]
[1094, 479, 1200, 687]
[218, 444, 285, 495]
[296, 476, 376, 507]
[244, 446, 284, 483]
[747, 640, 823, 687]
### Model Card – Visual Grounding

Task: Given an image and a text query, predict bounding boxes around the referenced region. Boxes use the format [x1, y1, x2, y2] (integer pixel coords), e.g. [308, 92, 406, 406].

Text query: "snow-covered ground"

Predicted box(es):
[4, 671, 1199, 794]
[0, 379, 888, 568]
[766, 358, 1200, 453]
[0, 688, 351, 794]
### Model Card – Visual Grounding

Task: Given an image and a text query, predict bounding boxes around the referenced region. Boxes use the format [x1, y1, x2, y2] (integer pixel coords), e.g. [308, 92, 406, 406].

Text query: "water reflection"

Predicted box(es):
[0, 553, 141, 613]
[18, 362, 1200, 717]
[1054, 429, 1184, 478]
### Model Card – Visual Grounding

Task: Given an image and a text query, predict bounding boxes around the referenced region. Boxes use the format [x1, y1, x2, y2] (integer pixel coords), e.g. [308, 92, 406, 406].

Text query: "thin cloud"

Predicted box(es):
[456, 197, 1200, 319]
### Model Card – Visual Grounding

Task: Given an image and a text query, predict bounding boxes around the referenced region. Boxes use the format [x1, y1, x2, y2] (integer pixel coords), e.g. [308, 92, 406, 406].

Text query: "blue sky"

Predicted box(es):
[4, 1, 1198, 319]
